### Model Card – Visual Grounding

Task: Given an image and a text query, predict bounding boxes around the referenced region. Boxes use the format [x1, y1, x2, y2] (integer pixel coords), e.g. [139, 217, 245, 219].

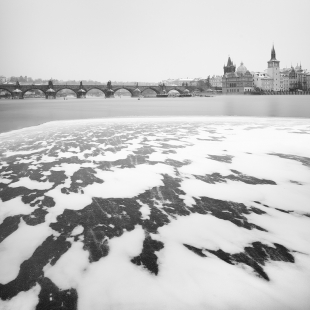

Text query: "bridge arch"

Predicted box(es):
[169, 87, 191, 95]
[86, 88, 106, 97]
[177, 88, 187, 93]
[85, 87, 107, 96]
[0, 87, 13, 96]
[22, 88, 46, 98]
[167, 89, 181, 96]
[55, 88, 78, 98]
[141, 87, 160, 95]
[113, 87, 134, 96]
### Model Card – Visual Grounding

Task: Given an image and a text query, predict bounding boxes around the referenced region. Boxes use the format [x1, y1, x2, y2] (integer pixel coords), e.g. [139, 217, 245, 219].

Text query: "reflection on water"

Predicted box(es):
[0, 95, 309, 133]
[267, 99, 279, 117]
[218, 95, 310, 118]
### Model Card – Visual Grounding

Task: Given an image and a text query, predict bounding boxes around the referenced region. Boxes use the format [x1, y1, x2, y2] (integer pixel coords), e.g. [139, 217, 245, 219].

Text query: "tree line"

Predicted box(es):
[7, 76, 103, 85]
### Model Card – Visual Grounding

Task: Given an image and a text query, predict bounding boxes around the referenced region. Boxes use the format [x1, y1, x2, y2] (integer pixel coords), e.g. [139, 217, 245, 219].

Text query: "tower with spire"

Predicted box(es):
[223, 57, 236, 74]
[267, 45, 280, 91]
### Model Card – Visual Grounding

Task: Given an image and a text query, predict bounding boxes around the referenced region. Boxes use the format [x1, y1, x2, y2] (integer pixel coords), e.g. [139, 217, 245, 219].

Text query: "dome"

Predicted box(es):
[295, 64, 302, 72]
[237, 62, 247, 74]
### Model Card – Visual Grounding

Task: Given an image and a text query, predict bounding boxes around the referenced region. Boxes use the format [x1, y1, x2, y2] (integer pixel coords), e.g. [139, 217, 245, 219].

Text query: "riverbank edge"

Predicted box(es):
[1, 115, 309, 138]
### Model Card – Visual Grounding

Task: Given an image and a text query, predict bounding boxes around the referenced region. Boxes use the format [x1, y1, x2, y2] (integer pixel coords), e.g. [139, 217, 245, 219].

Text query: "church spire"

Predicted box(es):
[271, 44, 276, 60]
[224, 56, 236, 74]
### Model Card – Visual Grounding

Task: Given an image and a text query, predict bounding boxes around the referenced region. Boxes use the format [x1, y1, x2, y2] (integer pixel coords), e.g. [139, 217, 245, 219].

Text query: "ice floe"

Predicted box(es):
[0, 117, 309, 310]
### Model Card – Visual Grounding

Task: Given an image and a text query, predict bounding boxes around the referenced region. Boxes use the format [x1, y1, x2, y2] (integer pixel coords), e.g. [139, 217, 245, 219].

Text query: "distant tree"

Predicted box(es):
[6, 75, 106, 85]
[19, 76, 27, 82]
[206, 76, 211, 87]
[10, 76, 18, 82]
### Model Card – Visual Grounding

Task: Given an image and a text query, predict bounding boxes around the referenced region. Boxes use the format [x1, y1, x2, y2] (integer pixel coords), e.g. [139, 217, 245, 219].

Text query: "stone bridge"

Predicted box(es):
[0, 80, 205, 99]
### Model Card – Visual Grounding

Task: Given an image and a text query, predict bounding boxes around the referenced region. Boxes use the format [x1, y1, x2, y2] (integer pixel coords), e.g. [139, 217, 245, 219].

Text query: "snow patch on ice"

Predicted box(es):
[4, 147, 47, 157]
[45, 188, 92, 222]
[44, 241, 89, 290]
[71, 225, 84, 236]
[137, 200, 151, 220]
[84, 164, 176, 199]
[0, 220, 52, 284]
[9, 177, 53, 190]
[87, 150, 134, 162]
[0, 284, 40, 310]
[0, 178, 11, 184]
[0, 197, 35, 224]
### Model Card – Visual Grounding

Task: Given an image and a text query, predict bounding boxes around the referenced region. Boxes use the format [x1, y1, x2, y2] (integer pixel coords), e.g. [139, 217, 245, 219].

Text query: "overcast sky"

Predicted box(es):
[0, 0, 309, 82]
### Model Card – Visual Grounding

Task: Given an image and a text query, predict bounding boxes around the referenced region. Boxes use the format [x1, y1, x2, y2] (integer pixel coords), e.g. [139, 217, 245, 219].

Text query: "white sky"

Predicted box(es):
[0, 0, 309, 82]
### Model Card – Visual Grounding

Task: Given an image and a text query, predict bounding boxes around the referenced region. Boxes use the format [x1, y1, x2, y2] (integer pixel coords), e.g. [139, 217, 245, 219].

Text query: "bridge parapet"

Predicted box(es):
[0, 82, 206, 98]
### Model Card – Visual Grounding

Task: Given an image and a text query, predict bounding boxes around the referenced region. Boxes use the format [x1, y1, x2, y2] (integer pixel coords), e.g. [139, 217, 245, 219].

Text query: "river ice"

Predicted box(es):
[0, 117, 309, 310]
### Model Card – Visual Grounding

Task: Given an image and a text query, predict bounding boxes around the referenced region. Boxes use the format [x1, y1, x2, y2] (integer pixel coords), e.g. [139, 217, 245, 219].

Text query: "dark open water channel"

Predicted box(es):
[0, 95, 309, 134]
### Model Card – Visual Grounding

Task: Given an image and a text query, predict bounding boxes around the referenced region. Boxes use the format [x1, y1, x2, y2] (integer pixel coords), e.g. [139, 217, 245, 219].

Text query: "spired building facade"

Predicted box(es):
[267, 45, 280, 91]
[222, 57, 254, 94]
[281, 64, 308, 91]
[253, 45, 291, 92]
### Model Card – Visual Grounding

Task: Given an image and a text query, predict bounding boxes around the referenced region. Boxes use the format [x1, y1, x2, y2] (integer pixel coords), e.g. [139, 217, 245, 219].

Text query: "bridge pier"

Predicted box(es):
[46, 80, 56, 99]
[13, 87, 23, 99]
[77, 82, 86, 98]
[13, 95, 23, 99]
[77, 90, 86, 98]
[132, 89, 141, 98]
[45, 93, 56, 99]
[106, 89, 114, 98]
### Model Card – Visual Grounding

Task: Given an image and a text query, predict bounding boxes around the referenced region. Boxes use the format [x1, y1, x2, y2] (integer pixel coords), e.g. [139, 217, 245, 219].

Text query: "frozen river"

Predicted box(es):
[0, 97, 310, 310]
[0, 95, 310, 133]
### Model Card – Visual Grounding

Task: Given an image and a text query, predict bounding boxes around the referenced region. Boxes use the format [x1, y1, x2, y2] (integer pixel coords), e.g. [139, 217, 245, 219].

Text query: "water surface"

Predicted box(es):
[0, 96, 309, 134]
